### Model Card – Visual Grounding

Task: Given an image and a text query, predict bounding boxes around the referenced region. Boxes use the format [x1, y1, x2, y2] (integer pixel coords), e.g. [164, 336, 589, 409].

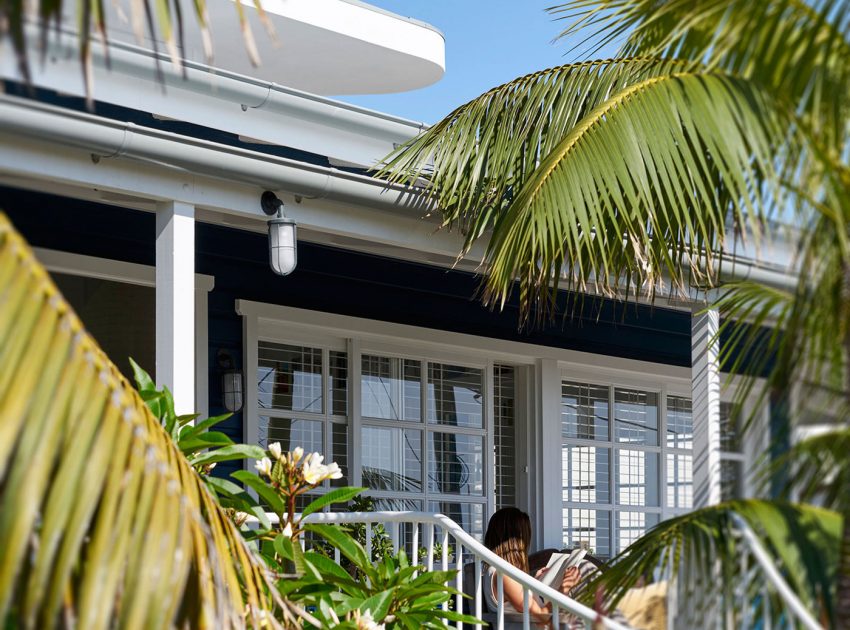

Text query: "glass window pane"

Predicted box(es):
[258, 416, 323, 455]
[258, 343, 323, 413]
[615, 389, 659, 445]
[329, 351, 348, 416]
[429, 501, 485, 541]
[617, 512, 660, 554]
[666, 396, 693, 449]
[666, 453, 693, 509]
[720, 402, 742, 453]
[616, 449, 660, 507]
[562, 382, 609, 440]
[721, 459, 744, 501]
[562, 446, 610, 504]
[427, 363, 483, 428]
[361, 355, 421, 421]
[563, 508, 611, 558]
[331, 422, 348, 487]
[427, 433, 484, 496]
[361, 426, 422, 492]
[494, 365, 516, 510]
[372, 498, 424, 556]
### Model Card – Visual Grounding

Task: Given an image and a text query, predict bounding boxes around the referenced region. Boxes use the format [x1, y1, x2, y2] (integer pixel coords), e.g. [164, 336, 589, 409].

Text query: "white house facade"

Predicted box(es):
[0, 0, 795, 557]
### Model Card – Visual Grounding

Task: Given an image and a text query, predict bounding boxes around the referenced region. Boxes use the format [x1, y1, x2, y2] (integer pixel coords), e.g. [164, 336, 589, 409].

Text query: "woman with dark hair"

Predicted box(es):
[483, 507, 581, 628]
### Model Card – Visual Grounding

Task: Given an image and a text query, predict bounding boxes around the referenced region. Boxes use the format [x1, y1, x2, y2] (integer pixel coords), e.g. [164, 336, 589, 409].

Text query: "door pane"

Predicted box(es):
[617, 512, 660, 553]
[258, 343, 323, 413]
[562, 382, 609, 441]
[616, 449, 660, 507]
[666, 453, 693, 509]
[427, 363, 483, 428]
[361, 355, 421, 421]
[427, 432, 484, 496]
[258, 416, 323, 455]
[429, 501, 485, 540]
[614, 388, 659, 445]
[563, 508, 611, 558]
[666, 396, 693, 449]
[494, 365, 516, 510]
[361, 426, 422, 492]
[563, 446, 610, 504]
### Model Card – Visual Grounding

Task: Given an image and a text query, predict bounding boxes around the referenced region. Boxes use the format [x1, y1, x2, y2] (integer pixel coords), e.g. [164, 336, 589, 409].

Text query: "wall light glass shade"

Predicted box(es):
[222, 369, 244, 413]
[268, 217, 297, 276]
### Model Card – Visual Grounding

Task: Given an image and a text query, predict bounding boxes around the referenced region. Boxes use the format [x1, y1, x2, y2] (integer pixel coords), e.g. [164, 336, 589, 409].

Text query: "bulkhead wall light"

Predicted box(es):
[261, 191, 297, 276]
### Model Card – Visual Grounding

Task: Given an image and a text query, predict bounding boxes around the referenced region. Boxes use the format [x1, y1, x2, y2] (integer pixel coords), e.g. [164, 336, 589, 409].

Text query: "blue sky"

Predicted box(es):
[338, 1, 583, 124]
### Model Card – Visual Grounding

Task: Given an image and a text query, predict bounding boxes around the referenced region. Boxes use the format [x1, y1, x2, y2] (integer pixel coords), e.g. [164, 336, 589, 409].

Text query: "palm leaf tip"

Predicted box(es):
[0, 212, 297, 628]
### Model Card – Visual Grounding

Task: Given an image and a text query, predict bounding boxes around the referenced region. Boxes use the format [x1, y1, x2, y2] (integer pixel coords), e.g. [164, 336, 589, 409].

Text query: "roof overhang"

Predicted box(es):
[71, 0, 445, 94]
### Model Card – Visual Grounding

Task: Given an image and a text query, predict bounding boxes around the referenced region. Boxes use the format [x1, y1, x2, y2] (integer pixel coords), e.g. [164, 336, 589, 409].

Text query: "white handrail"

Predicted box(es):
[729, 513, 822, 630]
[301, 511, 632, 630]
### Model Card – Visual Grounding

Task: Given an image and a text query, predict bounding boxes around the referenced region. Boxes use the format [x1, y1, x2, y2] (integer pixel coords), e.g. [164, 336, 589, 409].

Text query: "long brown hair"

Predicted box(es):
[484, 507, 532, 573]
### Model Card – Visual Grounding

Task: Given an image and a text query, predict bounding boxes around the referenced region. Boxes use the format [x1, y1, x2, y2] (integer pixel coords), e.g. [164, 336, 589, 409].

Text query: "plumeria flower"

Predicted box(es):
[254, 457, 272, 477]
[291, 446, 304, 465]
[301, 452, 327, 485]
[268, 442, 282, 460]
[282, 521, 293, 538]
[324, 461, 343, 480]
[355, 610, 385, 630]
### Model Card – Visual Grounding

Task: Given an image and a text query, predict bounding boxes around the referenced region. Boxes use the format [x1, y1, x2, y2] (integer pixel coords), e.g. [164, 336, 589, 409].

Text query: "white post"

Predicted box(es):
[535, 358, 563, 549]
[156, 200, 195, 416]
[692, 309, 722, 507]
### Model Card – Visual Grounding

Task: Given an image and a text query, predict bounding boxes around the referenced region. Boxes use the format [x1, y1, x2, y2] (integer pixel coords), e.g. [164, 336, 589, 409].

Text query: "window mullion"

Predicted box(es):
[349, 338, 362, 488]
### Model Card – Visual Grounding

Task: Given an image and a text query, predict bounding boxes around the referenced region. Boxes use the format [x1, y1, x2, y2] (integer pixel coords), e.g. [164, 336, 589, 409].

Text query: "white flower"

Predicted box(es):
[254, 457, 272, 477]
[268, 442, 282, 460]
[355, 610, 385, 630]
[301, 452, 326, 485]
[324, 461, 343, 480]
[291, 446, 304, 464]
[282, 521, 293, 538]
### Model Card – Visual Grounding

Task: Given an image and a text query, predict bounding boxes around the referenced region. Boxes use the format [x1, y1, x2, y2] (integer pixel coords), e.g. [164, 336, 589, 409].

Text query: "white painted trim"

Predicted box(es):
[692, 310, 722, 507]
[35, 247, 215, 291]
[34, 247, 214, 416]
[535, 358, 564, 550]
[237, 300, 693, 382]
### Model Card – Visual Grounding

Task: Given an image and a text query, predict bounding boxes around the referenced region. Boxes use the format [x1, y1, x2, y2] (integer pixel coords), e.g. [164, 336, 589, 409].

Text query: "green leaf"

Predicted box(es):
[129, 357, 155, 392]
[181, 413, 233, 440]
[231, 470, 286, 515]
[303, 551, 353, 581]
[304, 523, 376, 582]
[300, 487, 365, 518]
[273, 535, 294, 561]
[191, 444, 265, 466]
[178, 432, 234, 454]
[360, 589, 395, 622]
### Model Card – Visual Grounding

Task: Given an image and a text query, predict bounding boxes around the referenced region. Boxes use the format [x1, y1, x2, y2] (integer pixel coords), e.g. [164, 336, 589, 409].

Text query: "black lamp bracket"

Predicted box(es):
[261, 191, 285, 218]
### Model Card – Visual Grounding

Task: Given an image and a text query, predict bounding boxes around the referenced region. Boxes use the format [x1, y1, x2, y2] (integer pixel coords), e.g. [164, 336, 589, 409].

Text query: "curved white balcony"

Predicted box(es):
[100, 0, 445, 94]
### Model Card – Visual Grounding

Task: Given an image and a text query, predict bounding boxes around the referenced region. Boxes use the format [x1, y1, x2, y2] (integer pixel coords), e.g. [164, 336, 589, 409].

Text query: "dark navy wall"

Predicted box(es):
[2, 186, 696, 474]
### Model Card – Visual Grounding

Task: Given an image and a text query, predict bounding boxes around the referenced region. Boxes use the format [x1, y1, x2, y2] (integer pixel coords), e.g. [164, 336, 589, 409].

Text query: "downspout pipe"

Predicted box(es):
[0, 93, 798, 292]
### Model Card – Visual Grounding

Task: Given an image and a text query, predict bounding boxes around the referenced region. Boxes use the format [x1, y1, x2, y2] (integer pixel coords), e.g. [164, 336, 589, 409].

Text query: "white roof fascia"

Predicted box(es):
[0, 93, 798, 307]
[0, 29, 427, 169]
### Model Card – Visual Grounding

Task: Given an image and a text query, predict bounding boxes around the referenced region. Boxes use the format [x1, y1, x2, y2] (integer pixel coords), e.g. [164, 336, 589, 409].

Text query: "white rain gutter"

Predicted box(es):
[0, 93, 431, 214]
[0, 92, 798, 292]
[6, 27, 427, 168]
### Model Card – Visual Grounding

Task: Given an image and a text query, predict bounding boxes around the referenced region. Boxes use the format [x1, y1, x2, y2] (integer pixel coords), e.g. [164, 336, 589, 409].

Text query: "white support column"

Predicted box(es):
[692, 309, 722, 507]
[194, 276, 214, 420]
[156, 200, 195, 416]
[535, 358, 563, 549]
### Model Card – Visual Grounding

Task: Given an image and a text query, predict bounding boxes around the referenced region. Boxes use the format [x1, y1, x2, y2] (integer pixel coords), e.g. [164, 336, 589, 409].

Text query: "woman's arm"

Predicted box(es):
[500, 572, 553, 626]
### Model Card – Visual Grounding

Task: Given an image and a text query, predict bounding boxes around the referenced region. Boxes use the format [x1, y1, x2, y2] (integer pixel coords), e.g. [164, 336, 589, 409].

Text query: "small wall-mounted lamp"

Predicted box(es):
[217, 349, 243, 413]
[261, 191, 297, 276]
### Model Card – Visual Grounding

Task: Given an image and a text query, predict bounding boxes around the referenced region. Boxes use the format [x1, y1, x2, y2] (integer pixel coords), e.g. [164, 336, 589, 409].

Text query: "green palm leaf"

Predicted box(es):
[584, 500, 841, 626]
[382, 62, 784, 321]
[0, 212, 296, 628]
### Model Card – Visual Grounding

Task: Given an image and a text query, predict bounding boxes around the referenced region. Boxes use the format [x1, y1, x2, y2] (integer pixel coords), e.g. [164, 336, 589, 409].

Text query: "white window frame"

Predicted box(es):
[34, 247, 215, 417]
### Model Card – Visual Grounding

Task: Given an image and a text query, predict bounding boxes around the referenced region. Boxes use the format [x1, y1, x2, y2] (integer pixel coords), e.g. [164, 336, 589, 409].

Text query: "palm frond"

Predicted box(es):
[550, 0, 850, 148]
[382, 62, 785, 321]
[0, 212, 296, 628]
[771, 427, 850, 512]
[584, 500, 841, 626]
